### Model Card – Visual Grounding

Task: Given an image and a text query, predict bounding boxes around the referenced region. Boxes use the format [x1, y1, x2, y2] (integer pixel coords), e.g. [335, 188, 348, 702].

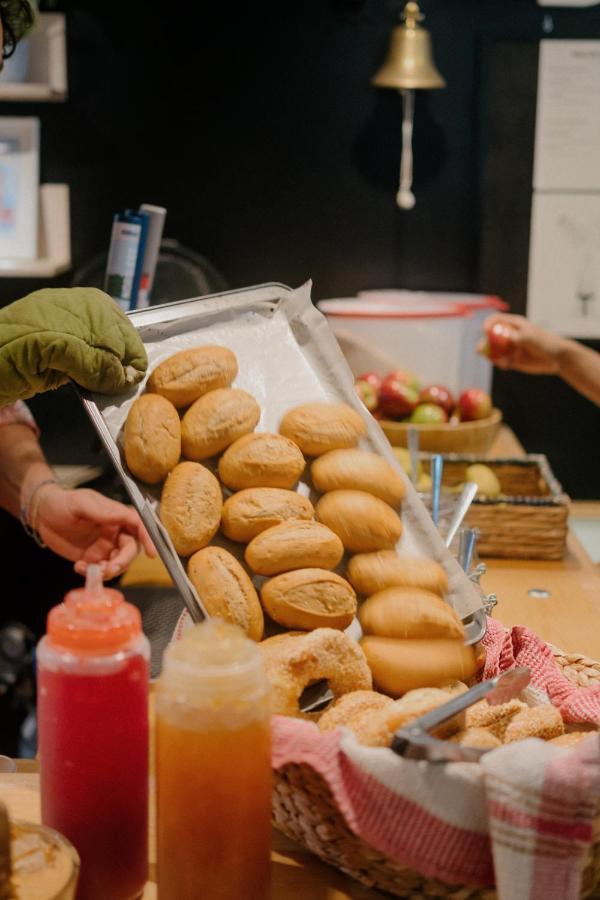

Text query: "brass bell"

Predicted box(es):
[372, 1, 445, 91]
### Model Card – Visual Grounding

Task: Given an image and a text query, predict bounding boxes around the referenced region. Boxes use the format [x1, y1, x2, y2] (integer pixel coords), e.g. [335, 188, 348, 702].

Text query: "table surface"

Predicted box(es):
[483, 427, 600, 661]
[5, 426, 600, 899]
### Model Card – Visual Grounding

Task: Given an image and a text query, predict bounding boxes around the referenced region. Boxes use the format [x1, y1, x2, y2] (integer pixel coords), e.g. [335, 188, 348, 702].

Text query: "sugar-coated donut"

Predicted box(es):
[258, 628, 372, 717]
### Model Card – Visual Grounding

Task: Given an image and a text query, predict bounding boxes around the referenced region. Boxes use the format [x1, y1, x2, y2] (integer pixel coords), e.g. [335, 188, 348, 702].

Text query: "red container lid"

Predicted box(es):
[317, 298, 468, 320]
[357, 289, 508, 311]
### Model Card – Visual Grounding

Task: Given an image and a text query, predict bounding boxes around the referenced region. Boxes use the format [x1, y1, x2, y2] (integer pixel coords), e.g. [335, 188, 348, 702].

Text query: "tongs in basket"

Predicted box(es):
[391, 667, 531, 763]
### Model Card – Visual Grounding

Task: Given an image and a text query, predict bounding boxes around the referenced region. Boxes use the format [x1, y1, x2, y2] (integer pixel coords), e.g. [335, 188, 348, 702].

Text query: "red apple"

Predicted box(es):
[409, 403, 448, 424]
[384, 368, 420, 393]
[481, 322, 514, 363]
[458, 388, 492, 421]
[378, 374, 419, 418]
[418, 384, 455, 416]
[357, 371, 383, 392]
[354, 379, 378, 411]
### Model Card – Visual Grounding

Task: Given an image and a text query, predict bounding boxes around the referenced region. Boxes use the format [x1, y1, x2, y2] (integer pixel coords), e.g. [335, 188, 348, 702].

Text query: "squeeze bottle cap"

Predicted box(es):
[47, 565, 142, 654]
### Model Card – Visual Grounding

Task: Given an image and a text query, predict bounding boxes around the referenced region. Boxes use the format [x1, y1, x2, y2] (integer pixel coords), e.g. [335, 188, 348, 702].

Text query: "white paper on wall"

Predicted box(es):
[527, 192, 600, 337]
[533, 41, 600, 191]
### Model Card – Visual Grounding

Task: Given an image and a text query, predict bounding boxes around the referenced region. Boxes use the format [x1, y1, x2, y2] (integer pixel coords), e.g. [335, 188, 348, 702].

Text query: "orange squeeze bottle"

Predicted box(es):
[156, 620, 272, 900]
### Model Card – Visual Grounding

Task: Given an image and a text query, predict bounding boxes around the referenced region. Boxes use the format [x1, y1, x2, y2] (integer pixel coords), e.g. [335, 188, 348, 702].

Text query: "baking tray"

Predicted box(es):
[79, 281, 484, 634]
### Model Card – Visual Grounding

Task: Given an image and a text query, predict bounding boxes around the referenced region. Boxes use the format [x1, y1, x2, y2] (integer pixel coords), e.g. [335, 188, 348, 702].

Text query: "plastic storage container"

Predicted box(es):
[37, 565, 150, 900]
[357, 290, 508, 393]
[318, 296, 472, 395]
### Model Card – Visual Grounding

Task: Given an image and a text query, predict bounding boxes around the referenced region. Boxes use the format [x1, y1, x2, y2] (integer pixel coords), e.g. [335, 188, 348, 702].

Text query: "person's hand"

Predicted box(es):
[33, 484, 156, 580]
[478, 313, 567, 375]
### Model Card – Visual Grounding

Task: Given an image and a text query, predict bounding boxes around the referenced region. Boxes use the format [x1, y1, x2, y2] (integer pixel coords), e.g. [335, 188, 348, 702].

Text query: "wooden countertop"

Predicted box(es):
[1, 770, 378, 899]
[483, 427, 600, 661]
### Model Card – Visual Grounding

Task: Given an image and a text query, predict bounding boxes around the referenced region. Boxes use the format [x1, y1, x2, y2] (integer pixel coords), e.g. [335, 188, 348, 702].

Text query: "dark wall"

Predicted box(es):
[5, 0, 600, 496]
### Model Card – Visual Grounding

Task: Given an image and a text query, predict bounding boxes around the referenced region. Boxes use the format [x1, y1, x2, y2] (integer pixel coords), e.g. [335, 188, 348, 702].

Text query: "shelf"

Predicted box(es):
[0, 14, 67, 102]
[0, 183, 70, 277]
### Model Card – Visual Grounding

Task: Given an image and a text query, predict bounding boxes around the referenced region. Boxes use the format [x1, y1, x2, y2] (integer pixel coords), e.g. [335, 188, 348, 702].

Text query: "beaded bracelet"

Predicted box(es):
[19, 478, 58, 548]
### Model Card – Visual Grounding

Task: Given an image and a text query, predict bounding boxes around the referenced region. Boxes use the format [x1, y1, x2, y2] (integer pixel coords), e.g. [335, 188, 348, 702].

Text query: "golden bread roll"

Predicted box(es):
[159, 461, 222, 556]
[450, 727, 502, 750]
[187, 546, 263, 641]
[358, 587, 464, 641]
[279, 402, 367, 457]
[503, 705, 564, 744]
[317, 690, 394, 735]
[218, 433, 305, 491]
[360, 636, 479, 698]
[147, 345, 238, 408]
[260, 568, 356, 631]
[124, 393, 181, 484]
[311, 449, 406, 507]
[245, 520, 344, 576]
[316, 490, 402, 553]
[550, 732, 593, 748]
[258, 627, 372, 717]
[347, 551, 448, 597]
[221, 487, 314, 542]
[465, 699, 527, 741]
[181, 388, 260, 460]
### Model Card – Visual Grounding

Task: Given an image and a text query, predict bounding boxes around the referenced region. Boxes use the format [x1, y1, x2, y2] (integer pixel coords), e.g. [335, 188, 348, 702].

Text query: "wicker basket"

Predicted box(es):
[272, 648, 600, 899]
[380, 409, 502, 455]
[422, 453, 570, 560]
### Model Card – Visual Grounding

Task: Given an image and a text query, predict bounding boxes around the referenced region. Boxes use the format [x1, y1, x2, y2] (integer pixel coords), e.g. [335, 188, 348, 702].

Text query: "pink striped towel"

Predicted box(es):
[270, 618, 600, 899]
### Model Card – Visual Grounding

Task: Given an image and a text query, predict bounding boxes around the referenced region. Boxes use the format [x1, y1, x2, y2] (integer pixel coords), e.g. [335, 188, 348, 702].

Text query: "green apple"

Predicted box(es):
[465, 464, 501, 498]
[409, 403, 449, 425]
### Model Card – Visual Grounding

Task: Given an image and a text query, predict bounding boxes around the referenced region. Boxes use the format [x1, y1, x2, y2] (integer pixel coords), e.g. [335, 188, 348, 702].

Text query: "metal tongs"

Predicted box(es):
[391, 667, 531, 763]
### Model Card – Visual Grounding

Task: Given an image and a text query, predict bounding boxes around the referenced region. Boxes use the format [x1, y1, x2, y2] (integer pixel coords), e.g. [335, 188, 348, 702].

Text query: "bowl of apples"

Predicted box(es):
[355, 370, 502, 454]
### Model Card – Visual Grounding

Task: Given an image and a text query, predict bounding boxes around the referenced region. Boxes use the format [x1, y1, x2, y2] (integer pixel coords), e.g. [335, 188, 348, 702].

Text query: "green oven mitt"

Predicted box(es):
[0, 288, 148, 408]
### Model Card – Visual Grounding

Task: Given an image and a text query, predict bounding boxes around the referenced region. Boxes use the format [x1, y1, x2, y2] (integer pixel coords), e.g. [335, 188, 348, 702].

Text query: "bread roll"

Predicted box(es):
[260, 568, 356, 630]
[311, 449, 406, 507]
[147, 345, 238, 408]
[465, 699, 526, 741]
[221, 487, 314, 542]
[347, 551, 448, 597]
[360, 636, 479, 697]
[124, 393, 181, 484]
[181, 388, 260, 460]
[279, 402, 367, 457]
[358, 587, 464, 641]
[187, 546, 263, 641]
[245, 520, 344, 576]
[218, 433, 305, 490]
[159, 461, 222, 556]
[316, 490, 402, 553]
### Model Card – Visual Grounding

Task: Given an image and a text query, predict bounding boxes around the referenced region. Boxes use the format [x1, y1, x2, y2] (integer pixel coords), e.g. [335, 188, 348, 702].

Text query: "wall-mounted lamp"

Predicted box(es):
[372, 1, 445, 209]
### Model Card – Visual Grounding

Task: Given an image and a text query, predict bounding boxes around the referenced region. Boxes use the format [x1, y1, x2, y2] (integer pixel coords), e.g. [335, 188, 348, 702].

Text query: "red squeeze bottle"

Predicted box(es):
[37, 565, 149, 900]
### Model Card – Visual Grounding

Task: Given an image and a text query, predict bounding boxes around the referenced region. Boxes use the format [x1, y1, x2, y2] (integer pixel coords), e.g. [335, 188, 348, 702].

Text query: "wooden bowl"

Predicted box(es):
[379, 408, 502, 455]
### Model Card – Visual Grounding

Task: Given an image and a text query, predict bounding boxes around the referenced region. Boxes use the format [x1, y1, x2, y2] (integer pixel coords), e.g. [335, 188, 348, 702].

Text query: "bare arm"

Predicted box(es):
[0, 423, 155, 578]
[480, 313, 600, 406]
